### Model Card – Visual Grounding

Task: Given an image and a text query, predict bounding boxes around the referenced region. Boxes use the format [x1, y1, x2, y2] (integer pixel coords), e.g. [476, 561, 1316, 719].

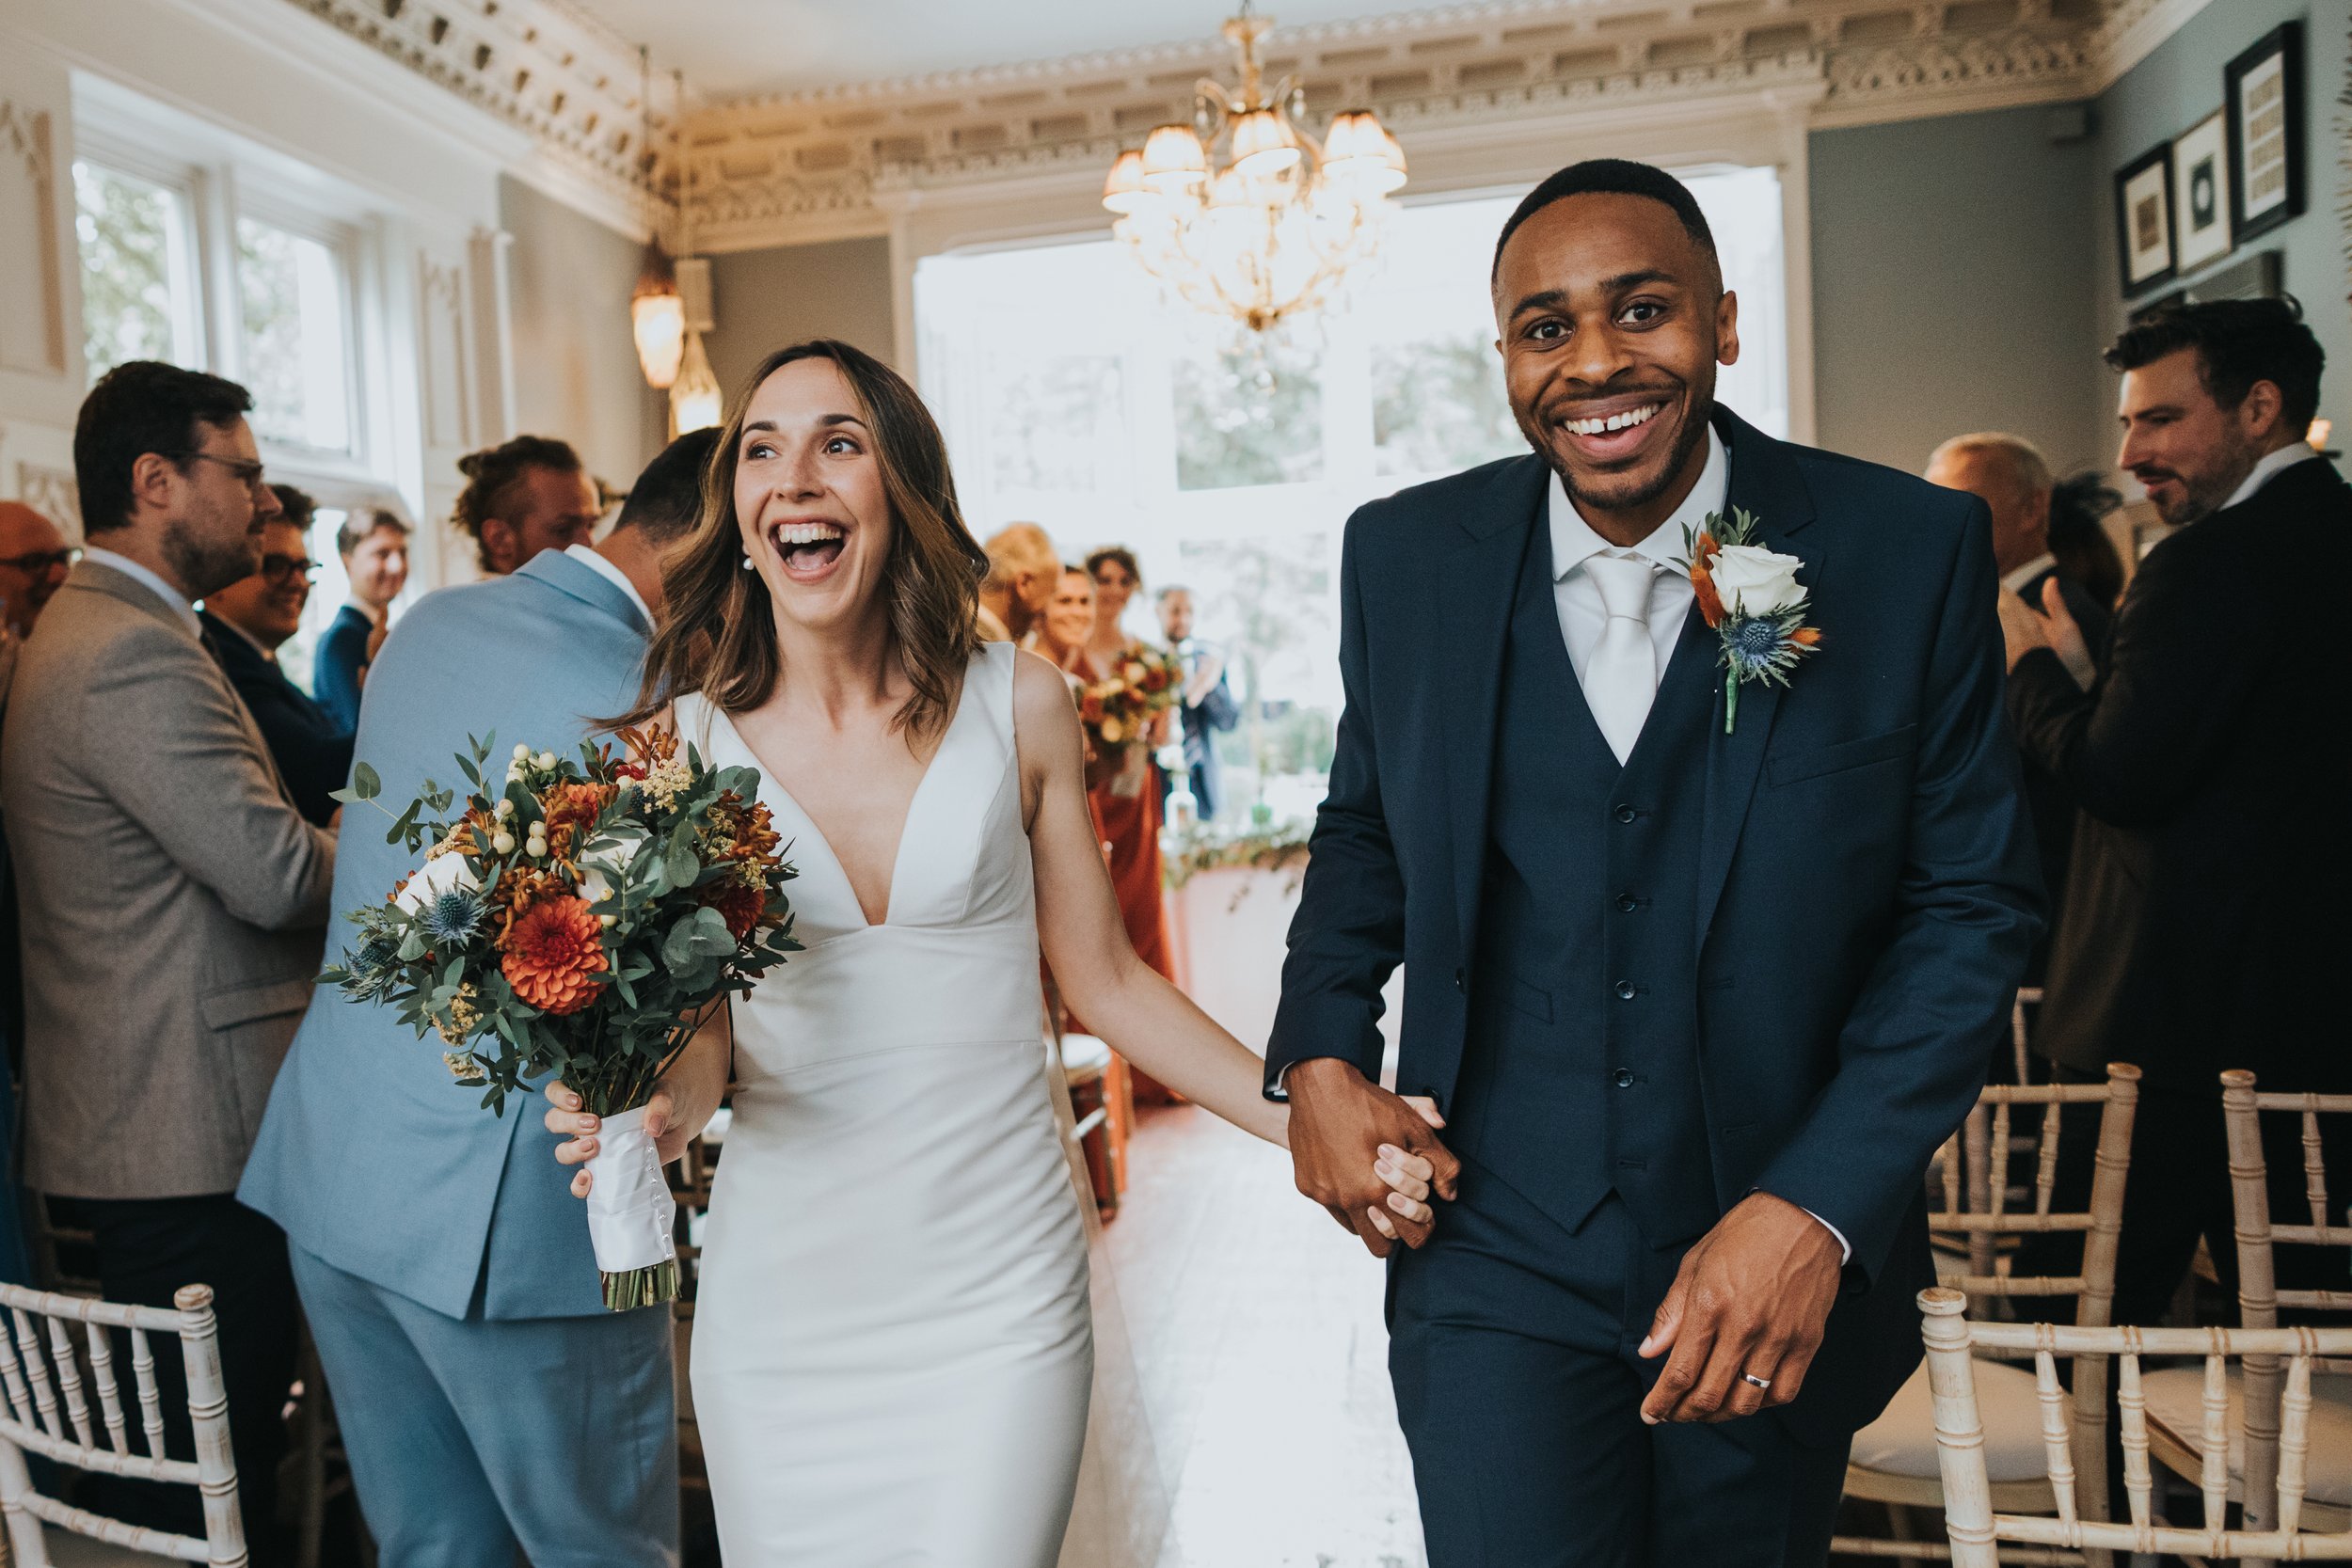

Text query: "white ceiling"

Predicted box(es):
[564, 0, 1450, 101]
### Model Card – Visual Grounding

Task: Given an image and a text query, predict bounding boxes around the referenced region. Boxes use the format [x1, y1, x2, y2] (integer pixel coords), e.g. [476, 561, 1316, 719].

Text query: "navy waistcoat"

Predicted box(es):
[1452, 519, 1722, 1247]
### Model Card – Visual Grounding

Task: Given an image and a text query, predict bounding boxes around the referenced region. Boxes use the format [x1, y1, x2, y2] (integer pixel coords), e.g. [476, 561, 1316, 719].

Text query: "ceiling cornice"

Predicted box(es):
[275, 0, 2214, 245]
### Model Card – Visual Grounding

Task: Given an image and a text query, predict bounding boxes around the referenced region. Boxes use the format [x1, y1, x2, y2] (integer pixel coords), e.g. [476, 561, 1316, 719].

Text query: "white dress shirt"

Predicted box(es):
[1547, 426, 1725, 695]
[84, 546, 200, 638]
[565, 544, 654, 631]
[2221, 441, 2322, 512]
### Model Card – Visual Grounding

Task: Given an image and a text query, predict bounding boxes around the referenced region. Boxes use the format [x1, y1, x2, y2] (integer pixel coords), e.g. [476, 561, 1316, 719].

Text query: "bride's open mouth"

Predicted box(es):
[771, 518, 849, 582]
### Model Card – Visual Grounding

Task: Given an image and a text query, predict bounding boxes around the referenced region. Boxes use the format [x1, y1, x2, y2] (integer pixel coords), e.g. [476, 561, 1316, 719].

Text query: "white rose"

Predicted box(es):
[1708, 544, 1805, 616]
[394, 852, 480, 913]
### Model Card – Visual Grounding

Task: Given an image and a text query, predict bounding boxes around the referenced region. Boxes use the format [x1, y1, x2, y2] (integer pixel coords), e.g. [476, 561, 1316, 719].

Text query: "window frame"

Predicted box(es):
[68, 141, 210, 380]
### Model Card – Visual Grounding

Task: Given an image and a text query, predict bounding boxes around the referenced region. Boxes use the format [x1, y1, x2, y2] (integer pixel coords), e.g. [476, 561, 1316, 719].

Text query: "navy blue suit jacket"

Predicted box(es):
[199, 610, 356, 828]
[1266, 407, 2042, 1435]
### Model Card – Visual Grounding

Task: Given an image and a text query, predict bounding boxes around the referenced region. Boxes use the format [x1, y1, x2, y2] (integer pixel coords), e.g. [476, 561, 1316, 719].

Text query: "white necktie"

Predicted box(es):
[1582, 553, 1658, 765]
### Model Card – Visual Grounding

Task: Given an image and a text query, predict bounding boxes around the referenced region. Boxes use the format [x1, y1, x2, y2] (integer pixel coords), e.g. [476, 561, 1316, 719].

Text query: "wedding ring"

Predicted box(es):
[1740, 1372, 1772, 1391]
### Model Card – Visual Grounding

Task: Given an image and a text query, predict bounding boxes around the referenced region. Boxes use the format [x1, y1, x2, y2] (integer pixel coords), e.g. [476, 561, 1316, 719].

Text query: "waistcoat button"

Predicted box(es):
[1614, 980, 1637, 1001]
[1612, 1068, 1636, 1088]
[1613, 803, 1638, 824]
[1615, 893, 1639, 913]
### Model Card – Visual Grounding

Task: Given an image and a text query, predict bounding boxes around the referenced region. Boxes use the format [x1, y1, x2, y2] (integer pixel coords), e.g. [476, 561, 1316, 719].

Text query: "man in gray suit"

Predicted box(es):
[2, 362, 337, 1559]
[241, 428, 714, 1567]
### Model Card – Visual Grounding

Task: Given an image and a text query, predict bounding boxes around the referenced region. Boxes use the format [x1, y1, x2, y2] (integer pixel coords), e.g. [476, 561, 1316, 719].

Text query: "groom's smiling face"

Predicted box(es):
[1494, 192, 1739, 536]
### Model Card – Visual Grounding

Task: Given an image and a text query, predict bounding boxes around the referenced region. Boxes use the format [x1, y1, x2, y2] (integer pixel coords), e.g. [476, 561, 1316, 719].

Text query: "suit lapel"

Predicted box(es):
[1440, 458, 1547, 967]
[1692, 408, 1822, 951]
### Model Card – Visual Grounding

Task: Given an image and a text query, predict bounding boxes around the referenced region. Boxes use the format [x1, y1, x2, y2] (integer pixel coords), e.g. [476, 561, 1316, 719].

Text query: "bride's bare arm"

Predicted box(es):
[1016, 653, 1291, 1147]
[545, 999, 731, 1196]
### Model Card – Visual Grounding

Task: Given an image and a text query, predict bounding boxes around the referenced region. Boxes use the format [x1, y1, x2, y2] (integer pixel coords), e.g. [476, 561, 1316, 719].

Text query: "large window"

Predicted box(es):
[73, 150, 365, 462]
[915, 168, 1790, 825]
[72, 161, 201, 381]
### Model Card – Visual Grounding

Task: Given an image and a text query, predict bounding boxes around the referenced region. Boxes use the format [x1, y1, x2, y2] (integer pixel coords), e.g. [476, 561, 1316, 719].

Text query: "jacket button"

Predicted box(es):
[1615, 893, 1639, 913]
[1614, 980, 1637, 1001]
[1613, 1068, 1636, 1088]
[1613, 803, 1638, 824]
[1454, 968, 1465, 992]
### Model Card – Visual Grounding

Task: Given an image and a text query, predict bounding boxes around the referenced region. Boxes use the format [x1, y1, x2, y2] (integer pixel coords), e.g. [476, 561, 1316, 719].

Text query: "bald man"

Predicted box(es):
[977, 521, 1057, 642]
[0, 503, 73, 640]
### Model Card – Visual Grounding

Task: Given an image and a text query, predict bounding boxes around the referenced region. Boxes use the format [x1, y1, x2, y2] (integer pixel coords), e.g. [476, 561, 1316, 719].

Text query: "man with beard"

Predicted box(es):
[2001, 298, 2347, 1325]
[1, 361, 334, 1563]
[1269, 160, 2038, 1564]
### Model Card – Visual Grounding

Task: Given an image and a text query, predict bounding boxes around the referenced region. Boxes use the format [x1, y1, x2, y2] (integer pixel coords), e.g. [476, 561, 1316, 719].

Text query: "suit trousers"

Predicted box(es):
[289, 1243, 678, 1568]
[1389, 1166, 1849, 1568]
[72, 1194, 297, 1567]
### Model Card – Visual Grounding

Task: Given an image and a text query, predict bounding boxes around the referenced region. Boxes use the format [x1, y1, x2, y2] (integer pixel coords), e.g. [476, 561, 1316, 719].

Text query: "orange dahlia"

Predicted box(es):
[699, 878, 766, 941]
[501, 895, 608, 1014]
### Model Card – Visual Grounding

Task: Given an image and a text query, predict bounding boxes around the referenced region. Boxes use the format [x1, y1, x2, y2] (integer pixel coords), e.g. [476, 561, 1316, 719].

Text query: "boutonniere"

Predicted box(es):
[1677, 507, 1821, 734]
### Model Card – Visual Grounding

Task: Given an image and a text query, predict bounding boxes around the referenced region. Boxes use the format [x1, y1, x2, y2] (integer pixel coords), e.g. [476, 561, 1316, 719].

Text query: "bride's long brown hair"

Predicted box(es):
[614, 340, 988, 742]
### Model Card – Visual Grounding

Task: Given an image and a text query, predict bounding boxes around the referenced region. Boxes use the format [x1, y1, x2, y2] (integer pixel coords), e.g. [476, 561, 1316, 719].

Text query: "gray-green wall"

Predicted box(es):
[1808, 105, 2106, 478]
[707, 237, 898, 400]
[2094, 1, 2344, 420]
[499, 175, 666, 490]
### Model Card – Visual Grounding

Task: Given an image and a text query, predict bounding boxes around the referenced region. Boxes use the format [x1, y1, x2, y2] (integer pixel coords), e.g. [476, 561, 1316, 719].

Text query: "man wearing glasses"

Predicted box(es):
[1, 359, 333, 1566]
[199, 483, 355, 827]
[0, 502, 75, 641]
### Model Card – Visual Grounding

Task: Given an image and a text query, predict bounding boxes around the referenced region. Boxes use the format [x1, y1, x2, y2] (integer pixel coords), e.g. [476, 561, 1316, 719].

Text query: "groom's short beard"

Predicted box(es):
[1530, 389, 1715, 519]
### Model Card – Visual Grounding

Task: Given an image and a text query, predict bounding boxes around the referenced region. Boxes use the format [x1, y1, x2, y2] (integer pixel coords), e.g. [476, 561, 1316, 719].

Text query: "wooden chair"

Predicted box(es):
[1919, 1289, 2352, 1563]
[1833, 1062, 2140, 1563]
[2129, 1073, 2352, 1561]
[0, 1281, 246, 1566]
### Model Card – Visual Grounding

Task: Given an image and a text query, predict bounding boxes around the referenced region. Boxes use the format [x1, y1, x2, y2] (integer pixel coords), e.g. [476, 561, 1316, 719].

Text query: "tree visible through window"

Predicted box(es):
[73, 162, 189, 382]
[237, 217, 352, 452]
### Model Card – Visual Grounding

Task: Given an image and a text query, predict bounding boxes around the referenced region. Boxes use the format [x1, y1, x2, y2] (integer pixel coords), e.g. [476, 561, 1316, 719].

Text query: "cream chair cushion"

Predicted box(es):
[1850, 1355, 2056, 1482]
[2138, 1366, 2352, 1508]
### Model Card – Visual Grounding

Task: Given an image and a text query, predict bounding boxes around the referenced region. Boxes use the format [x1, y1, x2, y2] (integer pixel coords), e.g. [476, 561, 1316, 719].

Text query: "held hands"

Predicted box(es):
[1283, 1056, 1462, 1258]
[1637, 1191, 1842, 1424]
[545, 1051, 725, 1197]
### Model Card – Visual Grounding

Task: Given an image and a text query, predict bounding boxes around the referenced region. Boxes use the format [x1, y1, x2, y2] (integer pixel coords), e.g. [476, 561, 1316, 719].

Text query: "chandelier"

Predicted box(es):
[1102, 5, 1406, 334]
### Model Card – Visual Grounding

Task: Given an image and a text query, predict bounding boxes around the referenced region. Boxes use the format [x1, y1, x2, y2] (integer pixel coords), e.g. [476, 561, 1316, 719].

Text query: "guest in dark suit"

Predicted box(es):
[1270, 161, 2040, 1566]
[312, 506, 408, 731]
[1154, 584, 1238, 820]
[2003, 296, 2351, 1325]
[199, 485, 354, 827]
[1928, 435, 2117, 990]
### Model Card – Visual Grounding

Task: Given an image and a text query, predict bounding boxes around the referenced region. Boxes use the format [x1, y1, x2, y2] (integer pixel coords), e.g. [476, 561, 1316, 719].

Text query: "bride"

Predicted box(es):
[542, 340, 1447, 1565]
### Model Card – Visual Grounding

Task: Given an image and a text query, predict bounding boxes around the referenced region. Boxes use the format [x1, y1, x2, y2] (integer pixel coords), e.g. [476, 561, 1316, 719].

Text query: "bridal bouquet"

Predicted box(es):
[323, 727, 800, 1309]
[1076, 645, 1182, 752]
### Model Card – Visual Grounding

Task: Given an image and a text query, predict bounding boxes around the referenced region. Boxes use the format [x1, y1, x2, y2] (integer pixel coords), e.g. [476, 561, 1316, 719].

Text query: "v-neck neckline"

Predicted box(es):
[705, 674, 971, 931]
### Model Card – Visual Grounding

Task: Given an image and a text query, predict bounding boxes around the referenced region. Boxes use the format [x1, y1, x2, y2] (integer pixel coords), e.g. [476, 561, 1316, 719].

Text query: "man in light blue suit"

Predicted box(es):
[241, 430, 717, 1567]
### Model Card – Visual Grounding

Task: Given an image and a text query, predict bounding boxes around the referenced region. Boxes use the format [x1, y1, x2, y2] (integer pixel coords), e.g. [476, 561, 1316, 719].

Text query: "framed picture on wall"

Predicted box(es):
[2115, 142, 2176, 293]
[2226, 21, 2304, 241]
[2173, 111, 2233, 271]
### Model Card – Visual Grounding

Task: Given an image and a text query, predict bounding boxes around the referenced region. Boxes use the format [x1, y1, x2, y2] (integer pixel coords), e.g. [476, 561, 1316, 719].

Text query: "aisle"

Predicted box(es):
[1103, 1103, 1426, 1568]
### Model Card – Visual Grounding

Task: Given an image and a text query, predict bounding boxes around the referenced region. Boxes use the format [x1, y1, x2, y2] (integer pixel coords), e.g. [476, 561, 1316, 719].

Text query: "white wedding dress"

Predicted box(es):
[678, 644, 1165, 1567]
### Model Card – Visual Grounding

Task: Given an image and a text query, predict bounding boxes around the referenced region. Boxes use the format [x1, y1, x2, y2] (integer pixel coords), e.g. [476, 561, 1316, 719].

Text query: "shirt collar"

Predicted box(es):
[84, 546, 201, 637]
[209, 612, 275, 662]
[1999, 552, 2058, 597]
[564, 544, 655, 632]
[1549, 424, 1729, 581]
[2221, 442, 2322, 512]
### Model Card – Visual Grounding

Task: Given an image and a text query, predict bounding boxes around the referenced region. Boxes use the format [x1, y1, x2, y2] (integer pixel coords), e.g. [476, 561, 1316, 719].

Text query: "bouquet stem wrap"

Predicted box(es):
[583, 1105, 679, 1310]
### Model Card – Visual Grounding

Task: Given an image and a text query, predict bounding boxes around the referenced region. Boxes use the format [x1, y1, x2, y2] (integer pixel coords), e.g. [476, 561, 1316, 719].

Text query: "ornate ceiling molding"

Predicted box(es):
[273, 0, 2208, 245]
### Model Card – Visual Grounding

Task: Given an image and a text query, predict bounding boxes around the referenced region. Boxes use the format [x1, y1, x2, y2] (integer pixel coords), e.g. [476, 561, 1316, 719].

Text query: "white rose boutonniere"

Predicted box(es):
[1676, 507, 1822, 734]
[1706, 544, 1807, 617]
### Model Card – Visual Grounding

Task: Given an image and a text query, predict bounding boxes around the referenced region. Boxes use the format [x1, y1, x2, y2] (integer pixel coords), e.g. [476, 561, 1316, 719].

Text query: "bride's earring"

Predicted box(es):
[741, 554, 755, 571]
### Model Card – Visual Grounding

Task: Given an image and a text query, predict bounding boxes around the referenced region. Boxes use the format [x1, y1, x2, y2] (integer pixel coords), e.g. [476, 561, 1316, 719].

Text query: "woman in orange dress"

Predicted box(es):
[1075, 548, 1180, 1100]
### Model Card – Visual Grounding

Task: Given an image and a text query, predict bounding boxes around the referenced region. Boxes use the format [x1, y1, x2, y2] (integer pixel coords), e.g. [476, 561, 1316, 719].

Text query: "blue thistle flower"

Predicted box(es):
[421, 888, 487, 946]
[1727, 617, 1782, 673]
[340, 933, 401, 1003]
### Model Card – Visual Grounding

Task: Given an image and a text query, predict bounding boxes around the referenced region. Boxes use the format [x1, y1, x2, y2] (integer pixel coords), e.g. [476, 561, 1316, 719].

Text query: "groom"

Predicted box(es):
[1270, 161, 2040, 1564]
